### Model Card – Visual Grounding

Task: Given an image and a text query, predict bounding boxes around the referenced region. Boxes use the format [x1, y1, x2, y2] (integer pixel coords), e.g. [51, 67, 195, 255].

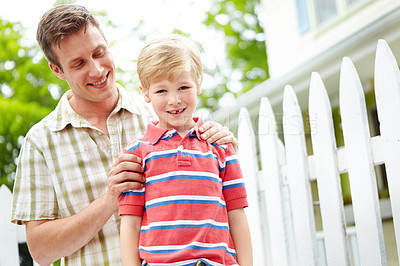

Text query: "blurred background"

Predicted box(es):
[0, 0, 268, 191]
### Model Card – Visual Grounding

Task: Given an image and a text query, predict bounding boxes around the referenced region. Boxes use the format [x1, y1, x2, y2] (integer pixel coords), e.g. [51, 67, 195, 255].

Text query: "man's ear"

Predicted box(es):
[49, 62, 65, 80]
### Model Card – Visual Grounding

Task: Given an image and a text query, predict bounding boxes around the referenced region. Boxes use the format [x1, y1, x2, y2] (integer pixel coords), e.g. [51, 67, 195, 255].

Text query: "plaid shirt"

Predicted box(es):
[11, 85, 155, 265]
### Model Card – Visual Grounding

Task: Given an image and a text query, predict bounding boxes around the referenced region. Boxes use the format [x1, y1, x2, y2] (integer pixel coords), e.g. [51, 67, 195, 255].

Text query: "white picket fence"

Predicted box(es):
[0, 185, 26, 265]
[238, 39, 400, 266]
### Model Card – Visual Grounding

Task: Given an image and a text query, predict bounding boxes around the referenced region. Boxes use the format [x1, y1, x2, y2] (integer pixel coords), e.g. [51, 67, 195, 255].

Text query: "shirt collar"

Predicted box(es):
[49, 84, 141, 132]
[144, 117, 204, 145]
[115, 84, 142, 115]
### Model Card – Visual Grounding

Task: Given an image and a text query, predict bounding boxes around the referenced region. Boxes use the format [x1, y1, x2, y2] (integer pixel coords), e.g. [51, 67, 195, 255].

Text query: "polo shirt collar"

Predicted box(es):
[144, 117, 204, 145]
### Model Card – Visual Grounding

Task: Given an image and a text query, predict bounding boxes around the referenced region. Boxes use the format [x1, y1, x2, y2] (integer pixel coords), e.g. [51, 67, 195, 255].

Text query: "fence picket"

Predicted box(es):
[258, 97, 292, 265]
[308, 72, 350, 265]
[237, 108, 266, 265]
[282, 85, 318, 266]
[339, 57, 386, 265]
[374, 39, 400, 263]
[0, 185, 20, 266]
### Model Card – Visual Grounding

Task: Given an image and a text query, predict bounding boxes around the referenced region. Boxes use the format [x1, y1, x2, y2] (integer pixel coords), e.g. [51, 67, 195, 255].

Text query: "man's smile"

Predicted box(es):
[89, 72, 109, 86]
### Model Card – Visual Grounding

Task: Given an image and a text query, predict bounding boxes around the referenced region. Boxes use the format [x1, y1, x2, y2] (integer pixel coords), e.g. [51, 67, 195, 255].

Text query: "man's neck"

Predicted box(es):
[67, 91, 119, 136]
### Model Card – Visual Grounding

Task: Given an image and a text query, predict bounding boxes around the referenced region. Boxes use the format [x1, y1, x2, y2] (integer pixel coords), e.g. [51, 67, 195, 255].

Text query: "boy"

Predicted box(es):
[119, 34, 252, 266]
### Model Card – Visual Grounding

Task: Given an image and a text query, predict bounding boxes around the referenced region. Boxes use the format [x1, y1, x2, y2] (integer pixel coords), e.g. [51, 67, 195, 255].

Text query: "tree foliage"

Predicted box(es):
[0, 18, 68, 190]
[200, 0, 269, 112]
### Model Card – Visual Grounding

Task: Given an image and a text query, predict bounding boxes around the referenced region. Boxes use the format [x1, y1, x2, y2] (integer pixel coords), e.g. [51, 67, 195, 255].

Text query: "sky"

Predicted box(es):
[0, 0, 230, 105]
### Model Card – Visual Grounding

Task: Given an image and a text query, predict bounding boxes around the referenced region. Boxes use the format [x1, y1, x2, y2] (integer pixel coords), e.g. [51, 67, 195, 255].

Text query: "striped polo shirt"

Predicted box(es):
[119, 118, 248, 266]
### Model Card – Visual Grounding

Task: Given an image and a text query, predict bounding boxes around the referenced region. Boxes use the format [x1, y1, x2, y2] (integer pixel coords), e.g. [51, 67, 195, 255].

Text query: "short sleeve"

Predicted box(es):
[118, 139, 146, 216]
[221, 143, 248, 211]
[11, 135, 58, 224]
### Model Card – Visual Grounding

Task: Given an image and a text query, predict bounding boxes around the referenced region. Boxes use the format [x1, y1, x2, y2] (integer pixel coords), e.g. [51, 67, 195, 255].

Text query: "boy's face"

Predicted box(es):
[143, 71, 201, 134]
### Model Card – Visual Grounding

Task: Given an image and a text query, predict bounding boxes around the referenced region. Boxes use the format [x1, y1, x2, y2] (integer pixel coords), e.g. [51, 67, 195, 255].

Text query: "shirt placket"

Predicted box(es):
[107, 113, 123, 162]
[176, 136, 192, 166]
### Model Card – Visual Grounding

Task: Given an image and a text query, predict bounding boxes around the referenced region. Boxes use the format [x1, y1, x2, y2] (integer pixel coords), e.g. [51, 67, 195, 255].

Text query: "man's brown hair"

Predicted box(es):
[36, 4, 104, 71]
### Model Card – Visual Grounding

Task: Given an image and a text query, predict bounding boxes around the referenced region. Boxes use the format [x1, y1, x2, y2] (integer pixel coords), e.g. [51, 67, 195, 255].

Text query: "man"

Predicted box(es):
[10, 4, 236, 265]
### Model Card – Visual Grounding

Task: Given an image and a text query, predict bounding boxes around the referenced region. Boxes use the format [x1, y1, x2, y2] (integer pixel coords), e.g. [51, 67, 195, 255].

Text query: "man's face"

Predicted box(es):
[49, 25, 117, 108]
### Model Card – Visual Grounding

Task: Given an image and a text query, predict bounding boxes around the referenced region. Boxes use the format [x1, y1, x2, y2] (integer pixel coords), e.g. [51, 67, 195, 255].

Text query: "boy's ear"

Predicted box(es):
[197, 87, 202, 95]
[49, 62, 65, 80]
[140, 86, 151, 103]
[144, 95, 151, 103]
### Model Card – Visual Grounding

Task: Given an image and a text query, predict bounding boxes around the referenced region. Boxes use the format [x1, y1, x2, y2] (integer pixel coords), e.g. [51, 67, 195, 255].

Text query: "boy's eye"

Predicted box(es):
[179, 86, 190, 90]
[155, 89, 166, 94]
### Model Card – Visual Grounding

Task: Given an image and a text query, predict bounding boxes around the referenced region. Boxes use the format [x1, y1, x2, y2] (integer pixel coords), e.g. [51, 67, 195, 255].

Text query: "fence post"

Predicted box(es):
[374, 39, 400, 263]
[0, 185, 20, 265]
[282, 85, 318, 265]
[258, 97, 293, 265]
[237, 107, 266, 265]
[308, 72, 350, 265]
[339, 57, 386, 265]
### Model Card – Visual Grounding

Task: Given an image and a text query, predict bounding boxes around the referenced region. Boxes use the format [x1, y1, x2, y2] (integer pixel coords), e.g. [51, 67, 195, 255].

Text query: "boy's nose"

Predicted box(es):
[168, 93, 182, 105]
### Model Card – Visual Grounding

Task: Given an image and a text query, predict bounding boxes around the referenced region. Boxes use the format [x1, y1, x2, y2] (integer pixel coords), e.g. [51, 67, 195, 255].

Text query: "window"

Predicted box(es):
[294, 0, 373, 34]
[347, 0, 366, 8]
[315, 0, 338, 25]
[294, 0, 311, 34]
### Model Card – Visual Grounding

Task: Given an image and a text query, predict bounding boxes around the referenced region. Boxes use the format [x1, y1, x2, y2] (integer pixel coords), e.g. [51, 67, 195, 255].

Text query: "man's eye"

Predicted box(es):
[73, 61, 84, 68]
[94, 49, 105, 57]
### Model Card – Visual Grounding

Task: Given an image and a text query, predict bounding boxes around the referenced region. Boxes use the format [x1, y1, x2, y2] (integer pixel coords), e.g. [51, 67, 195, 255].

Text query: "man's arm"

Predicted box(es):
[199, 121, 238, 149]
[228, 208, 253, 266]
[120, 215, 142, 266]
[26, 154, 144, 266]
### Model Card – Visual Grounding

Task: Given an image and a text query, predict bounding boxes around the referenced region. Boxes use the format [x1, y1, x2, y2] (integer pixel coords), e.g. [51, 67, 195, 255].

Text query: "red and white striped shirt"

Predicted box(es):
[119, 118, 248, 266]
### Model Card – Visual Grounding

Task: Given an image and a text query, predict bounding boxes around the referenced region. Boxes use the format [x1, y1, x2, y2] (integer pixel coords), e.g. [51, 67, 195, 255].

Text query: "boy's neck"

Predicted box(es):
[157, 117, 196, 137]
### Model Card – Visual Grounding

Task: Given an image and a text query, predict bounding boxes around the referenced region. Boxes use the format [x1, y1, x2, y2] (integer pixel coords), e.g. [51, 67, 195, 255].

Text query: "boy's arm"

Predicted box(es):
[120, 215, 142, 266]
[228, 208, 253, 266]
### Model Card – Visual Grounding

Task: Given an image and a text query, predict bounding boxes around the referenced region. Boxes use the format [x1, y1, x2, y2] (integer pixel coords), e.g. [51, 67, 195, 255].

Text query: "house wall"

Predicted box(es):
[259, 0, 400, 79]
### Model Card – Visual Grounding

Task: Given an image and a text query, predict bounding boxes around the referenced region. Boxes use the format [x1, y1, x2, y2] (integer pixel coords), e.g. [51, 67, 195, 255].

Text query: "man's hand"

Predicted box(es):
[107, 154, 145, 209]
[24, 154, 145, 265]
[199, 121, 238, 149]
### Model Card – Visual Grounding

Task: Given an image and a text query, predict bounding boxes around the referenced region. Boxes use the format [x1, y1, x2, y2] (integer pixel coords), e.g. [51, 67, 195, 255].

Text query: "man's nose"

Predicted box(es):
[88, 59, 103, 76]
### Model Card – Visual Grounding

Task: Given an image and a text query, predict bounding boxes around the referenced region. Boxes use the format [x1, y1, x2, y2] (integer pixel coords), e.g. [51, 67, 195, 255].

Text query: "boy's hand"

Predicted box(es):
[199, 121, 237, 149]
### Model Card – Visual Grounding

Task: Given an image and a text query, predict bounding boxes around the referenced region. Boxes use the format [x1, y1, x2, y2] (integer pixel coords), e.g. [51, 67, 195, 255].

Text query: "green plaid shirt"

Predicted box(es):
[11, 85, 154, 265]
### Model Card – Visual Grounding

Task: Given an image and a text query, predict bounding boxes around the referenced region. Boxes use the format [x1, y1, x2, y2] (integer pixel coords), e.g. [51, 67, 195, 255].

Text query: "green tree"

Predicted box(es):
[201, 0, 269, 112]
[0, 18, 68, 190]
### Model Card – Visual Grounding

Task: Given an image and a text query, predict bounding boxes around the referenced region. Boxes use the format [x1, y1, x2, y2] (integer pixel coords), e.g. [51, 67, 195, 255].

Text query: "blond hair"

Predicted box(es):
[137, 34, 203, 91]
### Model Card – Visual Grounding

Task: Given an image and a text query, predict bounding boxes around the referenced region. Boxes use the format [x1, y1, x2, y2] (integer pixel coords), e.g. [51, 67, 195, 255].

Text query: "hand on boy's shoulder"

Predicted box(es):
[199, 121, 237, 150]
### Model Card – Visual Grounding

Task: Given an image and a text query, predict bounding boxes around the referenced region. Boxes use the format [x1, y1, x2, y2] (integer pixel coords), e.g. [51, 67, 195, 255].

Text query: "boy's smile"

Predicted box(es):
[144, 71, 201, 136]
[167, 108, 186, 115]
